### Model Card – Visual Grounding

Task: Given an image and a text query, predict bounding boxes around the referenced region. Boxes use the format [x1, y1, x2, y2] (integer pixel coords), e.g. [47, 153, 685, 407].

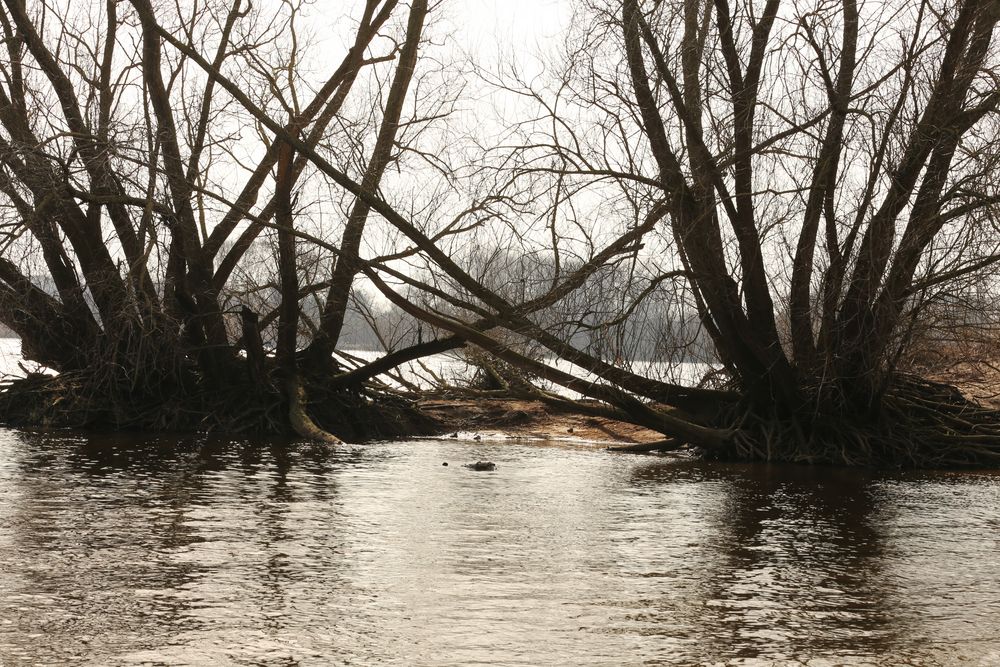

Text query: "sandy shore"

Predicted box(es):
[418, 397, 663, 446]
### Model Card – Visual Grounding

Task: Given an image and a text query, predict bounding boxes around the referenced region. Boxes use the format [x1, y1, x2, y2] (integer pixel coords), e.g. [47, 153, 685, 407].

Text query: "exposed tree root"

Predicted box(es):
[0, 361, 439, 442]
[3, 357, 999, 468]
[287, 376, 344, 444]
[697, 375, 1000, 467]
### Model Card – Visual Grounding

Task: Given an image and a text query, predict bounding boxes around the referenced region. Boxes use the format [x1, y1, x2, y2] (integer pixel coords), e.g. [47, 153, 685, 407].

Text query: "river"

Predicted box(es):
[1, 429, 999, 666]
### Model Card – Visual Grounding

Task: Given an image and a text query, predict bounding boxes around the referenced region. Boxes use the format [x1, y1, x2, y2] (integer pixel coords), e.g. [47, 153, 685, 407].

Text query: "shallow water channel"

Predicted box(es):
[1, 429, 999, 666]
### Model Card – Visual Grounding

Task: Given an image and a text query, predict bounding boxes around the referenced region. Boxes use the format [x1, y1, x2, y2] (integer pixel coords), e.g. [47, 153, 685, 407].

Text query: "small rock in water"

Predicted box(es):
[473, 434, 482, 441]
[568, 427, 575, 434]
[442, 462, 448, 466]
[464, 461, 496, 471]
[449, 432, 459, 438]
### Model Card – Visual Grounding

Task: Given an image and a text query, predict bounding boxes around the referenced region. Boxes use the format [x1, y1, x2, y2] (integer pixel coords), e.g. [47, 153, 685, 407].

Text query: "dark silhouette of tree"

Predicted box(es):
[471, 0, 1000, 464]
[2, 0, 1000, 465]
[0, 0, 440, 438]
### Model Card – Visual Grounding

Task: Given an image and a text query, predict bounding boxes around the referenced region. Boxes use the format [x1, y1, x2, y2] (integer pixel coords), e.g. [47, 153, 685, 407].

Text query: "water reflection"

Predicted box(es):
[1, 430, 998, 665]
[694, 464, 891, 662]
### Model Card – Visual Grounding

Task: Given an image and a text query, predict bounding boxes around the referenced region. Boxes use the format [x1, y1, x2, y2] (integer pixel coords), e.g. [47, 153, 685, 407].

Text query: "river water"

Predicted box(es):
[1, 429, 999, 666]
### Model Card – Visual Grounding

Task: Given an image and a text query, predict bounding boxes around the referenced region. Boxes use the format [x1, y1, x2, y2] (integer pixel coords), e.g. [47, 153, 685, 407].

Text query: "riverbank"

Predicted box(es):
[419, 397, 664, 446]
[5, 329, 1000, 462]
[929, 362, 1000, 409]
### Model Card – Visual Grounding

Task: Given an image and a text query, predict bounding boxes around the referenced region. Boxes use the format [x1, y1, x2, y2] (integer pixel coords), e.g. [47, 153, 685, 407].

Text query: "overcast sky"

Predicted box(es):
[449, 0, 570, 53]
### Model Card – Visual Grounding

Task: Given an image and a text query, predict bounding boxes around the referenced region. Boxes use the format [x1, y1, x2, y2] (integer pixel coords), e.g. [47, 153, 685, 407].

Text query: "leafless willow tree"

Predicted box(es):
[471, 0, 1000, 464]
[0, 0, 458, 437]
[2, 0, 1000, 465]
[360, 0, 1000, 465]
[0, 0, 710, 440]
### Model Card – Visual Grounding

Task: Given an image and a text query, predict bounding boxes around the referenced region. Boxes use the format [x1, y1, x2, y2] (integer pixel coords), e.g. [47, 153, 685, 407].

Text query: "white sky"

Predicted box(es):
[449, 0, 570, 53]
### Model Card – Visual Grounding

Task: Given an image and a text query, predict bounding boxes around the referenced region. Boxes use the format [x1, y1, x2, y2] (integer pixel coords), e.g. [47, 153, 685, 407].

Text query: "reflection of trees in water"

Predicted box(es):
[1, 432, 212, 655]
[622, 460, 899, 663]
[6, 436, 990, 664]
[1, 432, 364, 661]
[706, 464, 897, 662]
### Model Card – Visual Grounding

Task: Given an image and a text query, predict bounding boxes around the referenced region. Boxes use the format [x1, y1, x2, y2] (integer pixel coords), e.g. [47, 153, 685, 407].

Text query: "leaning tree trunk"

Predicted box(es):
[303, 0, 428, 371]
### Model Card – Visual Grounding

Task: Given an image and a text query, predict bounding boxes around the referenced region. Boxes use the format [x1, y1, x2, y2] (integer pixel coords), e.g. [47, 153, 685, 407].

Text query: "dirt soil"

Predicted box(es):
[418, 397, 663, 445]
[419, 360, 1000, 448]
[932, 362, 1000, 409]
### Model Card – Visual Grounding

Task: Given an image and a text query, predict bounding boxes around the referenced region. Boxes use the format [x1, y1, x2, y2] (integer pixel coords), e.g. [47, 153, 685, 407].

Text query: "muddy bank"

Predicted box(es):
[420, 397, 663, 445]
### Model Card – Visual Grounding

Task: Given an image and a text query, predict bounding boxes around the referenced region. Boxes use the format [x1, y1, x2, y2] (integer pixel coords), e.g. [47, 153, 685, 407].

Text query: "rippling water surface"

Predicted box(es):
[1, 429, 999, 666]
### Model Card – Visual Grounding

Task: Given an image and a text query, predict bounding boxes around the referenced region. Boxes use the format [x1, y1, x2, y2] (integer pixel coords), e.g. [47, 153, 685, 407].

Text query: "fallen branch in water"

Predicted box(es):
[607, 439, 684, 454]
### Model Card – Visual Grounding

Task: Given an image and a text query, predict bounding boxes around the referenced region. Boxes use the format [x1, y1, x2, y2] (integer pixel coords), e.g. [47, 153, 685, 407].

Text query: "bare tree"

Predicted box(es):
[0, 0, 447, 438]
[3, 0, 1000, 466]
[467, 0, 1000, 464]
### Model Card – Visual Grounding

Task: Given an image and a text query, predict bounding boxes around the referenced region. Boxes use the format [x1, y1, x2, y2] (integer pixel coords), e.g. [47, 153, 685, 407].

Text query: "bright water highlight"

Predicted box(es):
[1, 431, 999, 665]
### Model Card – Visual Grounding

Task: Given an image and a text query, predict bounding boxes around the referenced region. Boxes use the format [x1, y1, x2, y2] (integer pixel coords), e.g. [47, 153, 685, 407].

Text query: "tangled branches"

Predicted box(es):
[0, 356, 437, 442]
[683, 375, 1000, 467]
